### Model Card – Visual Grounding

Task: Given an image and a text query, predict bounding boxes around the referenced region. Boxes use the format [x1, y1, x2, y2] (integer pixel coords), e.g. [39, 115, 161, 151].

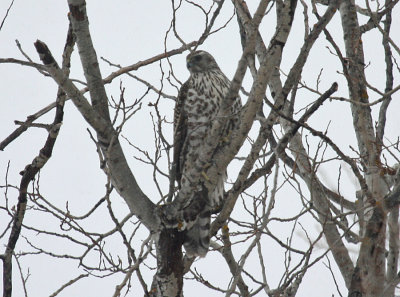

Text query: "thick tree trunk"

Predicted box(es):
[151, 228, 185, 297]
[339, 1, 388, 296]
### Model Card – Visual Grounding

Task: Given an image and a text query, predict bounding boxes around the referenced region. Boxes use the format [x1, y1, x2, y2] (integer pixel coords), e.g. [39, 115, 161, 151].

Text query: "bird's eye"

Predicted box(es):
[194, 55, 202, 61]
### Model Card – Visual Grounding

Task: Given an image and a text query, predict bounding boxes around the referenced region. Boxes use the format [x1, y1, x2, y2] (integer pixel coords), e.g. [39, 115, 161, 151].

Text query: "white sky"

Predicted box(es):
[1, 0, 400, 296]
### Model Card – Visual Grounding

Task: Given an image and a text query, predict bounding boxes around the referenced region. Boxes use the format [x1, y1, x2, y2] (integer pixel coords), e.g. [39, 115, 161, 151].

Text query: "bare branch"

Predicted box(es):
[34, 39, 158, 231]
[0, 0, 15, 31]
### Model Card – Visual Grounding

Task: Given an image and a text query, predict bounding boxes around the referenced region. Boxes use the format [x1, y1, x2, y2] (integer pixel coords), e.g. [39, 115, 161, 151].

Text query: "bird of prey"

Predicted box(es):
[173, 50, 241, 257]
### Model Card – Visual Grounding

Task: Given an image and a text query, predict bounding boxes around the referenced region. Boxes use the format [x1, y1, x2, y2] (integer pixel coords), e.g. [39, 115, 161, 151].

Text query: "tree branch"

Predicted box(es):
[33, 40, 158, 231]
[2, 48, 68, 297]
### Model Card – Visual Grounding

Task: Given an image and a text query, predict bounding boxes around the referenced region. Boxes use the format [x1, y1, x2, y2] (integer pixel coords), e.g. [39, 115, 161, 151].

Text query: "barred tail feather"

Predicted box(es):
[183, 174, 225, 257]
[210, 172, 226, 209]
[183, 210, 211, 257]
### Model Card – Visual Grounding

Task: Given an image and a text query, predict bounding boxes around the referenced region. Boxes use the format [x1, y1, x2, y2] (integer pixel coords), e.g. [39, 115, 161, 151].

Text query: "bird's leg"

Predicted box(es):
[201, 171, 210, 181]
[201, 161, 213, 181]
[221, 129, 232, 144]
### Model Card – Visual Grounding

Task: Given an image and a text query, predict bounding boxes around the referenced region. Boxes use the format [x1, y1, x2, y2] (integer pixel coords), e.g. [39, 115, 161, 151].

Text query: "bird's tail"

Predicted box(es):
[183, 209, 211, 258]
[183, 174, 226, 257]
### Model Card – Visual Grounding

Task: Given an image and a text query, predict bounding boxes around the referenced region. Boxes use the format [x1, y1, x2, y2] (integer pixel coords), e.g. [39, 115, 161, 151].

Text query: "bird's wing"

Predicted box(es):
[173, 80, 190, 187]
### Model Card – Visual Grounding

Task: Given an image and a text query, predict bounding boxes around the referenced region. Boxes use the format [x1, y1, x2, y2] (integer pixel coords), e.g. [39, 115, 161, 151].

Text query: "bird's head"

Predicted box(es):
[186, 50, 220, 74]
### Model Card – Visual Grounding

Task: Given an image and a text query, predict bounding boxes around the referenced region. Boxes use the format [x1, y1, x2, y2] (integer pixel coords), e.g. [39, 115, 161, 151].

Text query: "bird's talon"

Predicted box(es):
[201, 171, 210, 181]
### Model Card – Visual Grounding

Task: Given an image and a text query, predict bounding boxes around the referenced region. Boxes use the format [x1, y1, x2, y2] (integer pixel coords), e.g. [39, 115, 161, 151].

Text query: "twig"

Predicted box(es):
[48, 274, 89, 297]
[0, 0, 15, 31]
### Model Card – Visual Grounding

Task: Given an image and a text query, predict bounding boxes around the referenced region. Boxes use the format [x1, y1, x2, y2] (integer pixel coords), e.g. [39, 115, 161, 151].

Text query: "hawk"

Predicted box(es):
[173, 50, 242, 257]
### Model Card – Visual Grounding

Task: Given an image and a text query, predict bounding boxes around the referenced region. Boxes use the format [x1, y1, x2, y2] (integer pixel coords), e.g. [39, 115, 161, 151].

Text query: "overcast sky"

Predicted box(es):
[1, 1, 400, 296]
